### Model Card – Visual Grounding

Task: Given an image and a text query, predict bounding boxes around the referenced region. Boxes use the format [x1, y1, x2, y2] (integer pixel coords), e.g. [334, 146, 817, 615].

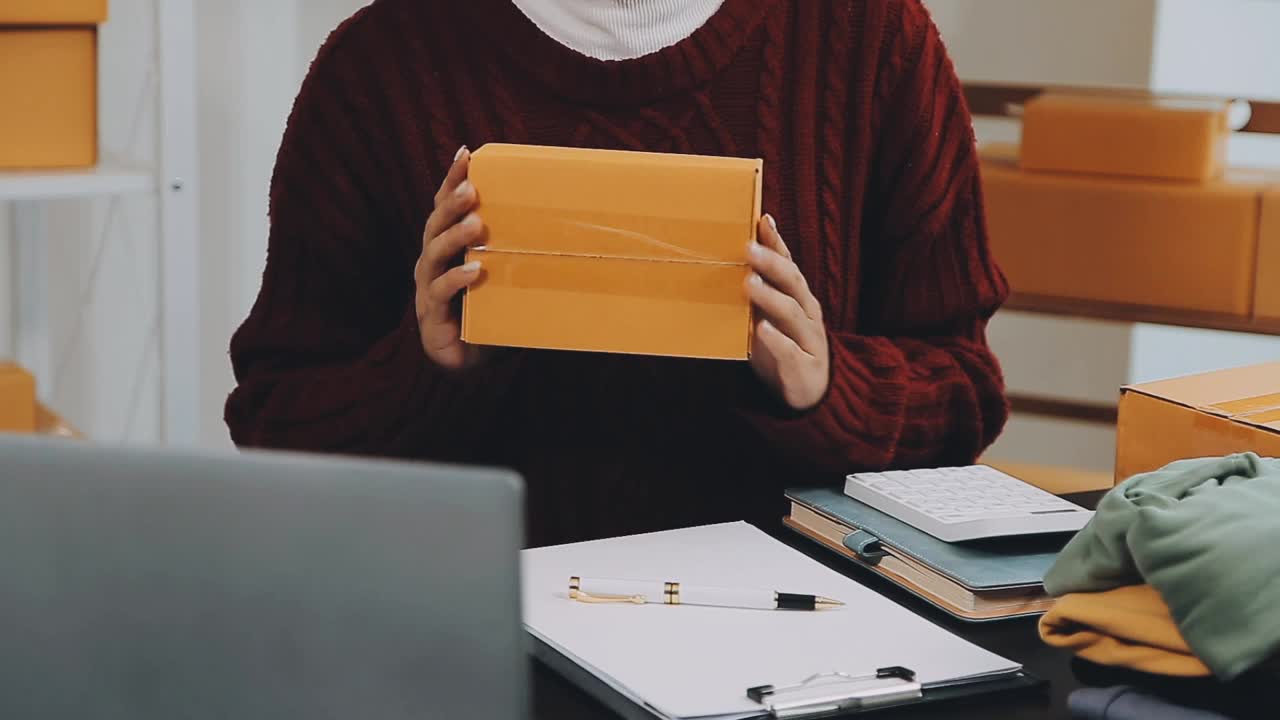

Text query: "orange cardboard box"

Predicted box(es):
[1020, 93, 1230, 182]
[981, 145, 1278, 317]
[0, 0, 108, 169]
[1257, 190, 1280, 321]
[1116, 363, 1280, 483]
[462, 144, 759, 360]
[0, 362, 37, 434]
[0, 0, 108, 24]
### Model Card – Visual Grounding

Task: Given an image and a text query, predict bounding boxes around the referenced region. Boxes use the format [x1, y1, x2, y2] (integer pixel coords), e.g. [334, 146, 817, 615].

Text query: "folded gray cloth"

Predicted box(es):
[1069, 687, 1231, 720]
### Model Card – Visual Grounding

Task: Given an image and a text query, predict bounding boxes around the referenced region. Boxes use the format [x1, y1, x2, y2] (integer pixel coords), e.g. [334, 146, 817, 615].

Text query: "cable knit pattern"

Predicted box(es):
[226, 0, 1010, 546]
[820, 3, 853, 326]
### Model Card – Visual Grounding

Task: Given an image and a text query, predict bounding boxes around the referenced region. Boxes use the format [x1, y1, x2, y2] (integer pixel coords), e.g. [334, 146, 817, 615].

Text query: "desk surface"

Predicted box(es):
[531, 491, 1107, 720]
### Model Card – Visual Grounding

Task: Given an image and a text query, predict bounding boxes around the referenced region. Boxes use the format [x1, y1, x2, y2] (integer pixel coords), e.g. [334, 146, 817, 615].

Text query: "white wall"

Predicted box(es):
[1152, 0, 1280, 101]
[927, 0, 1159, 89]
[198, 0, 369, 448]
[197, 1, 302, 448]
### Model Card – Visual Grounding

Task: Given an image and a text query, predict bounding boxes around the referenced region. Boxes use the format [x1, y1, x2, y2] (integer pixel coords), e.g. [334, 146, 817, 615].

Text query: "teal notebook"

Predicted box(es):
[785, 488, 1067, 621]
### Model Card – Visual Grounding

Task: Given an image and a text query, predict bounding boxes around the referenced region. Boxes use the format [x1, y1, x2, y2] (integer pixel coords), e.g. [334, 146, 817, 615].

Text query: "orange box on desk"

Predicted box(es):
[461, 144, 759, 360]
[0, 362, 37, 434]
[1020, 93, 1230, 182]
[1116, 363, 1280, 483]
[981, 145, 1279, 317]
[0, 0, 108, 169]
[1257, 190, 1280, 321]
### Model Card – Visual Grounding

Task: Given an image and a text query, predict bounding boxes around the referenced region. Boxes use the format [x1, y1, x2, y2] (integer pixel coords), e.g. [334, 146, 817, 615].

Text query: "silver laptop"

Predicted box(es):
[0, 436, 527, 719]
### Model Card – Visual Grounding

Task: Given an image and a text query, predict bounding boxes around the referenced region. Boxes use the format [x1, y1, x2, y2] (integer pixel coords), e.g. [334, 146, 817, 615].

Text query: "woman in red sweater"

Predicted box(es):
[226, 0, 1009, 546]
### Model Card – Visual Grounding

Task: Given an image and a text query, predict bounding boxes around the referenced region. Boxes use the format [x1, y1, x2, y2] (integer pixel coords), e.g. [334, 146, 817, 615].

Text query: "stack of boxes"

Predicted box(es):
[0, 0, 108, 168]
[981, 93, 1280, 324]
[981, 96, 1280, 484]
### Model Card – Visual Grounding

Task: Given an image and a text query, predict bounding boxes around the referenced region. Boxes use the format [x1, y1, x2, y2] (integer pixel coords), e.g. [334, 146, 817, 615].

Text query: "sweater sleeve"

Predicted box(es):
[225, 13, 522, 460]
[740, 1, 1009, 473]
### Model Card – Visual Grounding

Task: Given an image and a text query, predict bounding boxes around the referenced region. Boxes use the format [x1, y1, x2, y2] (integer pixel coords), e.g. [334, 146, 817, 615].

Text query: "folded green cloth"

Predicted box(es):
[1044, 453, 1280, 680]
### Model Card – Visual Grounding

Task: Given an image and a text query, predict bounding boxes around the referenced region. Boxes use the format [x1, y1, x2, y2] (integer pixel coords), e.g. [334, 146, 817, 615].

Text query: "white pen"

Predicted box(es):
[568, 576, 844, 611]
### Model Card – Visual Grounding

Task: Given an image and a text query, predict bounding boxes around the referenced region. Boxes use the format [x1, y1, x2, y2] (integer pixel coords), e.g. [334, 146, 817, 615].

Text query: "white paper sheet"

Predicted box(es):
[522, 522, 1021, 720]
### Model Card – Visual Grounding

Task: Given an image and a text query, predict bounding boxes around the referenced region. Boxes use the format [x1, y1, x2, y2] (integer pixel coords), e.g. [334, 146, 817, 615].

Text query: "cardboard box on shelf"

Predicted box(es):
[1256, 190, 1280, 321]
[1020, 92, 1231, 182]
[980, 144, 1278, 317]
[0, 0, 108, 169]
[462, 144, 759, 360]
[0, 0, 108, 24]
[0, 363, 37, 434]
[1116, 362, 1280, 483]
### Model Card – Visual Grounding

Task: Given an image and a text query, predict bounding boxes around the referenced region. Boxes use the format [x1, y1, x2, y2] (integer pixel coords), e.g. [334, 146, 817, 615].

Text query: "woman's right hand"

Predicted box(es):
[415, 146, 487, 370]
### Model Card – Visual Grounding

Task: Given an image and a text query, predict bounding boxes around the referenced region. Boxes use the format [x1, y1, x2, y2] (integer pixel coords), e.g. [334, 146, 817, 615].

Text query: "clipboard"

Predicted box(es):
[523, 523, 1048, 720]
[532, 634, 1047, 719]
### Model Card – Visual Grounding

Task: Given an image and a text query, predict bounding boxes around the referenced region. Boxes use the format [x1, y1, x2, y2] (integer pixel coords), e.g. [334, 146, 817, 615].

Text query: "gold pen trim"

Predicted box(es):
[568, 576, 646, 604]
[663, 582, 681, 605]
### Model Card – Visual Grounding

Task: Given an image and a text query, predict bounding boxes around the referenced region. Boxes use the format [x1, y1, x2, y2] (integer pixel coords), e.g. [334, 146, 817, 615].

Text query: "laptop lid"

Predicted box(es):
[0, 436, 527, 719]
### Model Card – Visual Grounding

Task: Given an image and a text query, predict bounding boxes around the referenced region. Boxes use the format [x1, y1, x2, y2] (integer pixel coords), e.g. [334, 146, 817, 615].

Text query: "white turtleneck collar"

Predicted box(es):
[510, 0, 727, 61]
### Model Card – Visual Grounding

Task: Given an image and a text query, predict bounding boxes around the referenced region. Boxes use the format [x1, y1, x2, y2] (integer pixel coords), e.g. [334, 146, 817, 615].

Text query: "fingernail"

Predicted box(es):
[462, 261, 481, 273]
[464, 212, 482, 226]
[749, 272, 764, 286]
[748, 241, 765, 258]
[766, 214, 778, 232]
[455, 180, 473, 198]
[760, 319, 775, 333]
[454, 145, 468, 162]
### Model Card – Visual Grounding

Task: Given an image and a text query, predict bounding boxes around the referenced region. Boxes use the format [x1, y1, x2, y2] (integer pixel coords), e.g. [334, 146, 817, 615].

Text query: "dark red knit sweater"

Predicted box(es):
[226, 0, 1009, 546]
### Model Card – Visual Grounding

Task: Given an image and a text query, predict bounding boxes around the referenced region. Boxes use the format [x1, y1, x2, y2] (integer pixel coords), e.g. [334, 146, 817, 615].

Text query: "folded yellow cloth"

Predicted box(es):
[1039, 584, 1211, 677]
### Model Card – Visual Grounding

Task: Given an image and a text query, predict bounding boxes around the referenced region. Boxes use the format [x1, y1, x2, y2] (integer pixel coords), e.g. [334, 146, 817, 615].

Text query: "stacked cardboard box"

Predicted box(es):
[0, 0, 108, 168]
[981, 93, 1280, 323]
[1116, 363, 1280, 482]
[1258, 191, 1280, 322]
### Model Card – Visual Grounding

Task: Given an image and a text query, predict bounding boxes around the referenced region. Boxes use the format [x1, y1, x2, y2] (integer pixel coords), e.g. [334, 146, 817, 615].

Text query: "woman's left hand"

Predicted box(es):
[744, 215, 831, 412]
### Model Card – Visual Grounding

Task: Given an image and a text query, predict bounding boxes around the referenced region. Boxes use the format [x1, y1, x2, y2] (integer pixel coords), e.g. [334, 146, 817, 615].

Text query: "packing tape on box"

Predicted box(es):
[476, 204, 751, 263]
[1242, 408, 1280, 426]
[1210, 393, 1280, 417]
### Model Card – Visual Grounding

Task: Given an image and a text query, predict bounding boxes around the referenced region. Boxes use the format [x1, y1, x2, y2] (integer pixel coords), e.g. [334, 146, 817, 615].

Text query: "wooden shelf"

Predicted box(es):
[1005, 293, 1280, 337]
[0, 165, 155, 202]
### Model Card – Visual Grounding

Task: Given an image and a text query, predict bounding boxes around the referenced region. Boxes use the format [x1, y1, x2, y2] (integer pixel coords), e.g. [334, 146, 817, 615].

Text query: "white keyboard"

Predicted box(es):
[843, 465, 1094, 542]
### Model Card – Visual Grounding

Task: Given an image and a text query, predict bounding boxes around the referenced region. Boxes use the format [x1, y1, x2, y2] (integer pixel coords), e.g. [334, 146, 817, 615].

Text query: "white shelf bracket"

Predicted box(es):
[156, 0, 201, 446]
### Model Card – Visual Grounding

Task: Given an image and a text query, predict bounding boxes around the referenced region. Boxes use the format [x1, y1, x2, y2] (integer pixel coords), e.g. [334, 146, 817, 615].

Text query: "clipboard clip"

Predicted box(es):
[746, 666, 921, 718]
